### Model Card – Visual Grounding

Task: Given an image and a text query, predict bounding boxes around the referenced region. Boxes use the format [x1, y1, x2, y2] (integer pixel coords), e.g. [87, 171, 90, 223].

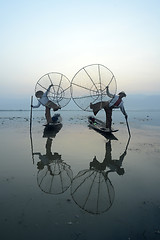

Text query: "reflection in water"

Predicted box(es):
[71, 137, 131, 214]
[90, 137, 130, 175]
[71, 169, 115, 214]
[30, 121, 131, 213]
[42, 122, 62, 138]
[32, 124, 73, 195]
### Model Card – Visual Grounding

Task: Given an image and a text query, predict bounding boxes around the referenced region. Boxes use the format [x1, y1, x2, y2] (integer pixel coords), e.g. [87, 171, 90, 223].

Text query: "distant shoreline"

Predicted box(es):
[0, 109, 160, 112]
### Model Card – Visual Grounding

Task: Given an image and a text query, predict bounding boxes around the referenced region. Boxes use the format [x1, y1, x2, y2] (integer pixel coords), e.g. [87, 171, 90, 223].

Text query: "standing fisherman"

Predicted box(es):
[31, 84, 61, 125]
[90, 86, 128, 131]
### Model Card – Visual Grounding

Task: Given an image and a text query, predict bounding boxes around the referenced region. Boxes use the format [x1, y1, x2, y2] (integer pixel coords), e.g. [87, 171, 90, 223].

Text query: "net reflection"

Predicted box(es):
[71, 137, 130, 214]
[33, 124, 73, 195]
[71, 169, 115, 214]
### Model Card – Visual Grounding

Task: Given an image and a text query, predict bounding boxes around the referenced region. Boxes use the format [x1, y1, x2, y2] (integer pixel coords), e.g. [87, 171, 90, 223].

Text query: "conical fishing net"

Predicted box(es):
[71, 64, 117, 111]
[71, 169, 115, 214]
[35, 72, 71, 108]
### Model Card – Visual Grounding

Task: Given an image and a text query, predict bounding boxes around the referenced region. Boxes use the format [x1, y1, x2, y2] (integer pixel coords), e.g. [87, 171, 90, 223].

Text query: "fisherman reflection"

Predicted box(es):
[34, 124, 62, 169]
[36, 138, 62, 171]
[90, 138, 129, 176]
[71, 137, 130, 214]
[71, 139, 117, 214]
[34, 124, 73, 195]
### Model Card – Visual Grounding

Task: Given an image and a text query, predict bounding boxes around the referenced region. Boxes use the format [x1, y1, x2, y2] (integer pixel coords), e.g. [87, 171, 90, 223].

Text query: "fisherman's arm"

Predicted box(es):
[106, 86, 114, 98]
[120, 104, 128, 119]
[31, 100, 41, 108]
[44, 84, 53, 97]
[119, 150, 127, 163]
[33, 152, 41, 156]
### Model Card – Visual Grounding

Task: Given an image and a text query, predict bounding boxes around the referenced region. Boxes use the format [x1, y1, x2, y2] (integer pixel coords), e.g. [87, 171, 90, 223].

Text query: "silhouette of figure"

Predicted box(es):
[35, 138, 62, 170]
[90, 137, 130, 176]
[32, 124, 73, 194]
[33, 124, 62, 169]
[90, 86, 127, 130]
[31, 84, 61, 124]
[70, 138, 131, 214]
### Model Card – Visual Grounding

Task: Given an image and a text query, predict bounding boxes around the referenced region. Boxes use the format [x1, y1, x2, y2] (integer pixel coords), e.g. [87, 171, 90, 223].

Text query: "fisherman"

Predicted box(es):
[31, 84, 61, 124]
[35, 138, 62, 170]
[90, 140, 127, 175]
[90, 86, 128, 130]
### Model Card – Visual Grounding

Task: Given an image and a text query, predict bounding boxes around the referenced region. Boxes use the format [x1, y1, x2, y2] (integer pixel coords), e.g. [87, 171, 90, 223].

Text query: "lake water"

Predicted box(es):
[0, 110, 160, 240]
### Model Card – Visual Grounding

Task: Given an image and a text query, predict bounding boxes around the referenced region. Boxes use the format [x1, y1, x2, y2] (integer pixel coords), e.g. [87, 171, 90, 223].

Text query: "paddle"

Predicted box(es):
[30, 96, 33, 132]
[125, 116, 131, 137]
[30, 96, 34, 164]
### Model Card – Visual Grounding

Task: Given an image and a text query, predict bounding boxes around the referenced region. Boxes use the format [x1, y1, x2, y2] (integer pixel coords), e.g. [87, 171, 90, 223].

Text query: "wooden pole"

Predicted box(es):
[30, 96, 33, 132]
[126, 118, 131, 137]
[30, 96, 34, 164]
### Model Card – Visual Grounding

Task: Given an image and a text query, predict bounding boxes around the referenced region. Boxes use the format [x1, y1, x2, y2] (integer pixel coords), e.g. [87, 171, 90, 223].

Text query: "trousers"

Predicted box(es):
[90, 101, 113, 129]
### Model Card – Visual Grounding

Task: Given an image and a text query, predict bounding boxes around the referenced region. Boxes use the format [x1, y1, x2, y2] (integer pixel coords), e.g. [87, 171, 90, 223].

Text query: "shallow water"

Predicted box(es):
[0, 110, 160, 240]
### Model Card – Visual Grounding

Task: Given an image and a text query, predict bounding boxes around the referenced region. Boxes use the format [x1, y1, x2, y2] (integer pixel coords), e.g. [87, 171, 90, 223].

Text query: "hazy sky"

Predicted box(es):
[1, 0, 160, 104]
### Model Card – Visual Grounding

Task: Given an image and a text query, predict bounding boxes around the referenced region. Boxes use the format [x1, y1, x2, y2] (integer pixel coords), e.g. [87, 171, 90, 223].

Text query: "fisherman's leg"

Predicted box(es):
[106, 140, 112, 153]
[90, 101, 108, 116]
[104, 107, 112, 129]
[46, 138, 53, 156]
[47, 100, 61, 111]
[107, 108, 112, 130]
[45, 107, 52, 123]
[105, 140, 112, 161]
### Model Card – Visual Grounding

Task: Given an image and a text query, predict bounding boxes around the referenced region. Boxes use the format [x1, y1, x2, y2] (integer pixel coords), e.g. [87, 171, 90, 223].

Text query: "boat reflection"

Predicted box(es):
[33, 124, 73, 195]
[71, 137, 131, 214]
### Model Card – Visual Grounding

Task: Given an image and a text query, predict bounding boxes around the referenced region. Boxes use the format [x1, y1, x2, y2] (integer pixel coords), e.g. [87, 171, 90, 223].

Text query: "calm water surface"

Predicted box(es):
[0, 110, 160, 240]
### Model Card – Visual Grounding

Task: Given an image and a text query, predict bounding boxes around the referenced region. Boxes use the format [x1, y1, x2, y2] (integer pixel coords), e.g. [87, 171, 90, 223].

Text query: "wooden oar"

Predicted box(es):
[30, 96, 33, 132]
[125, 117, 131, 137]
[30, 96, 34, 164]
